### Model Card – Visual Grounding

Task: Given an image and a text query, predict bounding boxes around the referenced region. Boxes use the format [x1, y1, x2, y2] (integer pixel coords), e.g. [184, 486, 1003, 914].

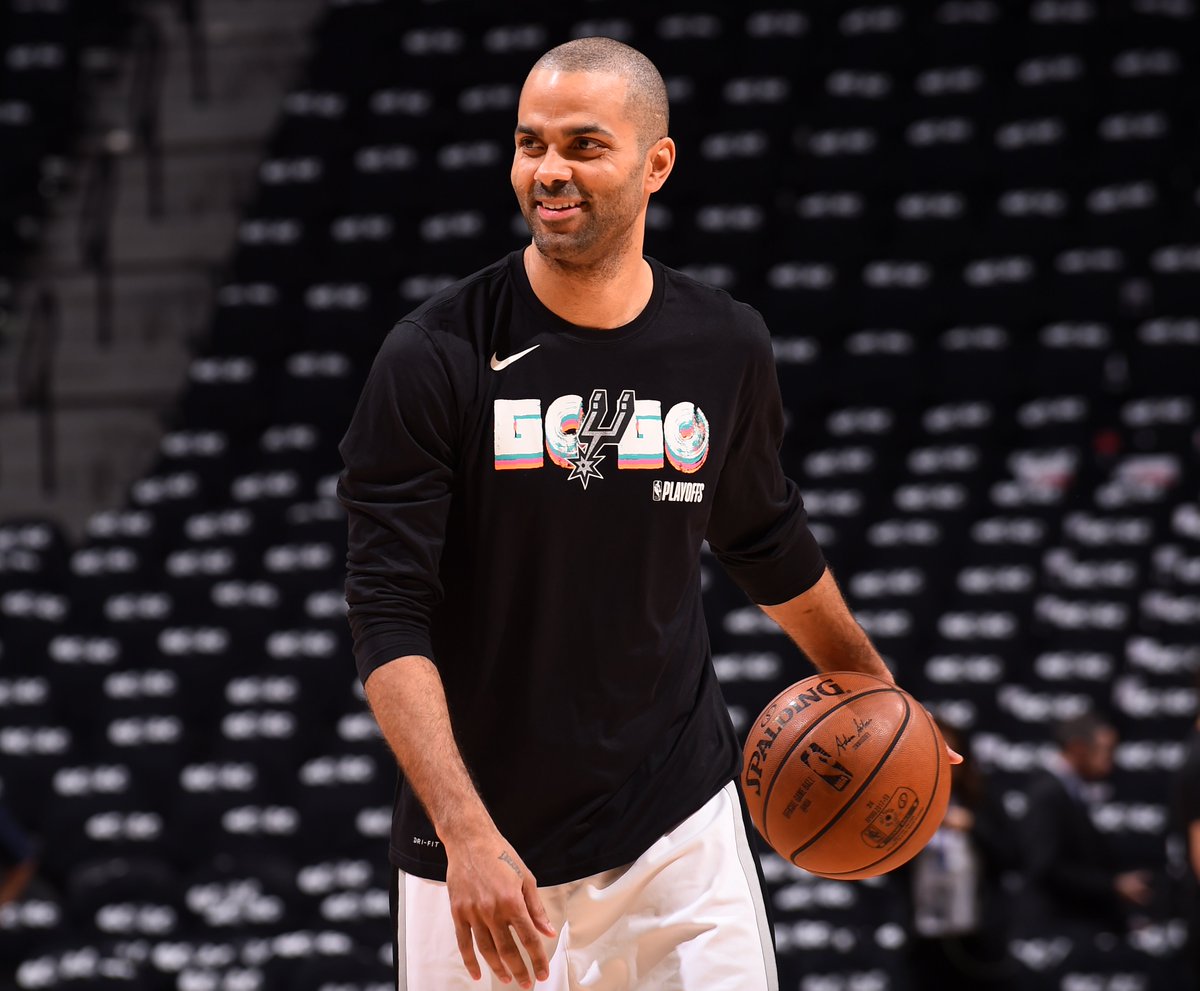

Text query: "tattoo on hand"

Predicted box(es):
[499, 851, 522, 878]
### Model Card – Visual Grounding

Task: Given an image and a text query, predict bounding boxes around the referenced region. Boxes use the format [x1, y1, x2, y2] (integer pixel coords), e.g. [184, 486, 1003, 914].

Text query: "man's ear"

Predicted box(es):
[645, 137, 676, 193]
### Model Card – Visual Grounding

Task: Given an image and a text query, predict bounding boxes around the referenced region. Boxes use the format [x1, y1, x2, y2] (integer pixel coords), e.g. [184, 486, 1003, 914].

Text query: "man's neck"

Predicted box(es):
[524, 244, 654, 329]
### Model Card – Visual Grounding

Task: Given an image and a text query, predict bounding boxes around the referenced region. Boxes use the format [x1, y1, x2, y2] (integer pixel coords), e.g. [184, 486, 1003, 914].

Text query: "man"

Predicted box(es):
[0, 798, 36, 906]
[1021, 711, 1152, 941]
[339, 37, 942, 990]
[1169, 667, 1200, 987]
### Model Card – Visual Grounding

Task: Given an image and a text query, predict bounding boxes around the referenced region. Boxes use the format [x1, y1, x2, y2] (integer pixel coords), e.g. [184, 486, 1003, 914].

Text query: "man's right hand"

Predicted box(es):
[363, 659, 556, 984]
[444, 831, 557, 988]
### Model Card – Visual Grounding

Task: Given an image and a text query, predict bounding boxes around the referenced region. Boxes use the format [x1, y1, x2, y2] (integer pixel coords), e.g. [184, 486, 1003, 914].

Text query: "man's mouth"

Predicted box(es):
[536, 199, 584, 220]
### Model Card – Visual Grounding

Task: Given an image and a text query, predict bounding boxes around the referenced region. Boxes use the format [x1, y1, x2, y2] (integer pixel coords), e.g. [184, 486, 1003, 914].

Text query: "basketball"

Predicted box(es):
[741, 671, 951, 880]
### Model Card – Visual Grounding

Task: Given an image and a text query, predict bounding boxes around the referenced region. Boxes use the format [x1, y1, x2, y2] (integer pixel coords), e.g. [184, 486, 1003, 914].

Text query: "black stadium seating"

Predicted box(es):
[2, 2, 1199, 989]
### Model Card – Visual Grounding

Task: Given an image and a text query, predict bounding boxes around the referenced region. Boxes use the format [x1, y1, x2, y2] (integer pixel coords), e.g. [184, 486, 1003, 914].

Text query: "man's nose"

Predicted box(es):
[534, 146, 571, 185]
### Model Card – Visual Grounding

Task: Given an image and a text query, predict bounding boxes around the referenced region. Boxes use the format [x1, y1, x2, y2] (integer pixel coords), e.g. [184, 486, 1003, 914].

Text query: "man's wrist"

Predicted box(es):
[437, 805, 499, 851]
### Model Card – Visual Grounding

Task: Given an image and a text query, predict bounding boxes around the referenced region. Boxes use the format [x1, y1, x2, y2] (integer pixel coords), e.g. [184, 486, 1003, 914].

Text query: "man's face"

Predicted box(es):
[511, 69, 652, 268]
[1072, 725, 1117, 782]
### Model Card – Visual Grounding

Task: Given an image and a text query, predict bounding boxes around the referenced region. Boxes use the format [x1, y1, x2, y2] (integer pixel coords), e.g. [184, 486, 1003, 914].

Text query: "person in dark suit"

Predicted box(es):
[903, 719, 1021, 991]
[1168, 666, 1200, 989]
[1021, 711, 1152, 939]
[0, 798, 36, 906]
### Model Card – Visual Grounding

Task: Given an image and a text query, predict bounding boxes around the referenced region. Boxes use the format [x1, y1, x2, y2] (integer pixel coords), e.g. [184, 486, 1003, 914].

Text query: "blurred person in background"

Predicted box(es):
[0, 798, 36, 906]
[1168, 665, 1200, 988]
[1021, 711, 1153, 940]
[903, 718, 1020, 991]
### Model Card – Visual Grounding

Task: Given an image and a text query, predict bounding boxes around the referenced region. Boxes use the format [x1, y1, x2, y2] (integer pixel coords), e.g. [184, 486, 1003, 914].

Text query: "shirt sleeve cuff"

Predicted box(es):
[355, 634, 435, 686]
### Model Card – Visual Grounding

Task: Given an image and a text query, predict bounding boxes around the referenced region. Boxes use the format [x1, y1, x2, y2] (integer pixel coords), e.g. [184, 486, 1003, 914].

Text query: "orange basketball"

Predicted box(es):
[741, 671, 951, 880]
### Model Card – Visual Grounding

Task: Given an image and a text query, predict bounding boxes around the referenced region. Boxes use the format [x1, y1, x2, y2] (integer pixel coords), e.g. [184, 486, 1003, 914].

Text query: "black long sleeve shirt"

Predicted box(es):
[338, 250, 825, 883]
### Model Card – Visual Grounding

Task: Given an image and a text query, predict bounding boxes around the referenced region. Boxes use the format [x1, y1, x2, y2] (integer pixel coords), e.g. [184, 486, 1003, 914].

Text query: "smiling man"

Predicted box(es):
[339, 37, 909, 991]
[513, 45, 667, 285]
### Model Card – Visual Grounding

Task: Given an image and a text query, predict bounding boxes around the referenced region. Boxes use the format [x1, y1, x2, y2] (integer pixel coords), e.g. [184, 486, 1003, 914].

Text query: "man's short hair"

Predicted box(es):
[531, 37, 669, 151]
[1054, 710, 1112, 750]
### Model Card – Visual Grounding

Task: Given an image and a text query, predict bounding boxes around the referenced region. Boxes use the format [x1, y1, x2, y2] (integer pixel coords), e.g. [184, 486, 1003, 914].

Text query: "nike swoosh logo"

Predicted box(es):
[489, 344, 540, 371]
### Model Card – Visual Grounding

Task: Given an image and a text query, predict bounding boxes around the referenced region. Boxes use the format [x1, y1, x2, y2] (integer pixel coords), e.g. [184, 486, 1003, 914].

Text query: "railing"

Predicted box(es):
[77, 142, 117, 346]
[179, 0, 209, 104]
[14, 287, 60, 496]
[129, 9, 167, 218]
[77, 2, 172, 346]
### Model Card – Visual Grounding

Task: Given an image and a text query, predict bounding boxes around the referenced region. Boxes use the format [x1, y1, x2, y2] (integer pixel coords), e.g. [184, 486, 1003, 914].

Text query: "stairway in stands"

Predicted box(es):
[0, 0, 323, 539]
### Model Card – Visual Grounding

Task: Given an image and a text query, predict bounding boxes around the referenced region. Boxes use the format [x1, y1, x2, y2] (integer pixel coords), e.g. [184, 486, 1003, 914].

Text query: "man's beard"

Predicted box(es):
[520, 174, 644, 273]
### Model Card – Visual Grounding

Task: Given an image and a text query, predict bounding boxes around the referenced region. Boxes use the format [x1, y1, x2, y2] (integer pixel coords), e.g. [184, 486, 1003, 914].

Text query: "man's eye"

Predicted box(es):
[576, 138, 599, 150]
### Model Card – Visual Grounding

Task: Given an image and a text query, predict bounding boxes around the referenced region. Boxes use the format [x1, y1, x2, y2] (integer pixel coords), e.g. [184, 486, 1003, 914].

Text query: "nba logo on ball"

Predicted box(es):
[741, 672, 951, 880]
[800, 742, 853, 791]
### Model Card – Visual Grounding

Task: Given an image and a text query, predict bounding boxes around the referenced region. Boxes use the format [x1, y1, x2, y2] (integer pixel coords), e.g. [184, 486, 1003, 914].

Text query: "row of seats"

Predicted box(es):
[228, 201, 1200, 272]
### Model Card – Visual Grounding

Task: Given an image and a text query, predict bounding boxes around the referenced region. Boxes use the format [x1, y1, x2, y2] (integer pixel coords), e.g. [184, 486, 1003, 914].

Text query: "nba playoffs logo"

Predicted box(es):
[652, 480, 706, 503]
[494, 388, 711, 490]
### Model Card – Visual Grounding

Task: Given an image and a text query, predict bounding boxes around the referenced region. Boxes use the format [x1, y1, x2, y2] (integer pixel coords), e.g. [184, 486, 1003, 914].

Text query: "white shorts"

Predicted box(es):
[391, 779, 778, 991]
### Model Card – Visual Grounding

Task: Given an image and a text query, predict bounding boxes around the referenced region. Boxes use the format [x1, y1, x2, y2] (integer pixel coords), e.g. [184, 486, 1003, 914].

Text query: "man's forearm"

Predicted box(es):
[364, 655, 497, 848]
[759, 567, 894, 683]
[364, 654, 556, 985]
